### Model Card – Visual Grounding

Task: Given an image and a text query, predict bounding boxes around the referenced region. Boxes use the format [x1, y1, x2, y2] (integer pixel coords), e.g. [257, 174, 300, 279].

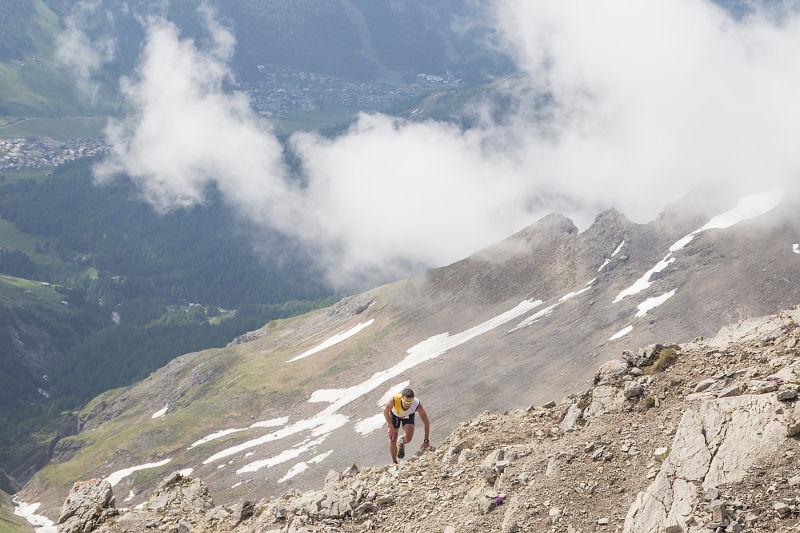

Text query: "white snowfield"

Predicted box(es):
[634, 289, 677, 319]
[612, 240, 626, 257]
[287, 319, 375, 362]
[793, 244, 799, 254]
[279, 451, 332, 483]
[609, 325, 633, 341]
[188, 417, 289, 449]
[13, 497, 56, 533]
[614, 191, 782, 304]
[151, 405, 168, 419]
[354, 413, 387, 436]
[105, 458, 172, 487]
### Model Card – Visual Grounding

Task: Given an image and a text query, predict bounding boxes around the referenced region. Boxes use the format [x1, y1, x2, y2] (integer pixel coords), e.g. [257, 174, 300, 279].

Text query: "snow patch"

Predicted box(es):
[105, 458, 172, 486]
[12, 497, 57, 533]
[609, 325, 633, 341]
[698, 190, 782, 231]
[597, 259, 610, 272]
[612, 240, 625, 257]
[616, 191, 782, 303]
[635, 290, 677, 318]
[236, 433, 331, 474]
[558, 285, 592, 303]
[613, 255, 675, 303]
[278, 451, 333, 483]
[793, 244, 799, 254]
[355, 413, 387, 436]
[250, 416, 290, 429]
[178, 468, 193, 476]
[278, 462, 308, 483]
[151, 405, 168, 419]
[231, 482, 242, 489]
[189, 417, 289, 449]
[287, 319, 375, 362]
[123, 490, 135, 502]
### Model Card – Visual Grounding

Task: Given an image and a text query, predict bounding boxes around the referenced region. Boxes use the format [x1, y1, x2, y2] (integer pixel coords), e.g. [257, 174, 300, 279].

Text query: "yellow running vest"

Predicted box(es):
[392, 394, 420, 418]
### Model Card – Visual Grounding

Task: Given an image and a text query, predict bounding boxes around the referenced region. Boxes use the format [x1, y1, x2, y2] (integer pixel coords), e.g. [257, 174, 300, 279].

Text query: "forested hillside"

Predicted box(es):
[0, 159, 338, 482]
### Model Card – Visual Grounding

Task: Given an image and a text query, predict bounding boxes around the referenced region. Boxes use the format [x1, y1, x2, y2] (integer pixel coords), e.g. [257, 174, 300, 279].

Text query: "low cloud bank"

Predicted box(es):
[66, 0, 800, 288]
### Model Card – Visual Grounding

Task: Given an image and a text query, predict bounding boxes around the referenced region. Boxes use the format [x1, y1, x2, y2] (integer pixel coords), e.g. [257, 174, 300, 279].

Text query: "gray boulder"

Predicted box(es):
[58, 478, 116, 533]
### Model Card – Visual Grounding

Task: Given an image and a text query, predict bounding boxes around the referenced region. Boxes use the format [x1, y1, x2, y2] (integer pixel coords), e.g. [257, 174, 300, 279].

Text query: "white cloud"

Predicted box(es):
[56, 0, 116, 100]
[85, 0, 800, 288]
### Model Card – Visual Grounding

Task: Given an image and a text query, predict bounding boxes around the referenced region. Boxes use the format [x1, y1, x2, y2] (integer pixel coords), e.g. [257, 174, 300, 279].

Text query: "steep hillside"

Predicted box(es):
[0, 0, 90, 116]
[0, 489, 31, 533]
[17, 189, 800, 522]
[44, 306, 800, 532]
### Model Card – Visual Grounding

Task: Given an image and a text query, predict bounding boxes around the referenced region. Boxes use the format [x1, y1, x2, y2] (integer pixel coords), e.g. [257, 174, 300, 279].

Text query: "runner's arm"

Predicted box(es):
[417, 404, 431, 446]
[383, 399, 395, 426]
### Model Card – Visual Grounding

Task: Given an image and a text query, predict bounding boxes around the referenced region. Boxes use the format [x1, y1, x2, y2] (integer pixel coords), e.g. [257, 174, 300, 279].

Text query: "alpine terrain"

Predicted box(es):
[11, 187, 800, 531]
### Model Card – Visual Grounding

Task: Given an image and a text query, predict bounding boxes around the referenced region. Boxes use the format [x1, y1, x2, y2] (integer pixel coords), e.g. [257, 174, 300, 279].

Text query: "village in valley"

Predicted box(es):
[244, 65, 462, 118]
[0, 136, 107, 173]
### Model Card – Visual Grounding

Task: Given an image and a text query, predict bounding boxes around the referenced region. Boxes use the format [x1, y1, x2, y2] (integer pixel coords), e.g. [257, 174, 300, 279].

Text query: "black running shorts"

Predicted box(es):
[390, 412, 415, 428]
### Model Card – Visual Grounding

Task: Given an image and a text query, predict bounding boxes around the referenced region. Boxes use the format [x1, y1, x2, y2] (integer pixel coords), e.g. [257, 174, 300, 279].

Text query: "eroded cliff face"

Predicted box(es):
[58, 307, 800, 533]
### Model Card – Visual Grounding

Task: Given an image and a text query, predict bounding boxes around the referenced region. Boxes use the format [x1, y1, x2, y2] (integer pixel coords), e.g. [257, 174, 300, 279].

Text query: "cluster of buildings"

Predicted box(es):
[246, 65, 462, 119]
[0, 136, 107, 172]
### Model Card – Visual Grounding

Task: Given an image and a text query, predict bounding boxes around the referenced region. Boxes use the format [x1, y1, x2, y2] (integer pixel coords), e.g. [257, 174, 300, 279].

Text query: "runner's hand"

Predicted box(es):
[388, 426, 398, 441]
[421, 441, 430, 451]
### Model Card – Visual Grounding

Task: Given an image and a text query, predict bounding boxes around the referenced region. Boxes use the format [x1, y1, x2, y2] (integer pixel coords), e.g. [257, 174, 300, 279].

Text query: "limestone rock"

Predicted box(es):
[561, 403, 584, 432]
[58, 478, 116, 533]
[595, 359, 629, 386]
[624, 381, 644, 399]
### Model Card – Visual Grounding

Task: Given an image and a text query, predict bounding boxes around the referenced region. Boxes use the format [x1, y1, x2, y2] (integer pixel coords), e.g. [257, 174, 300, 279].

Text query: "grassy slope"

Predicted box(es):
[28, 285, 403, 509]
[0, 273, 68, 309]
[0, 490, 32, 533]
[0, 0, 90, 117]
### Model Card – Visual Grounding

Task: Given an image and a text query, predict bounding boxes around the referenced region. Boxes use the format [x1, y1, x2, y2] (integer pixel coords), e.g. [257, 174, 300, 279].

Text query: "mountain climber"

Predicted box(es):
[383, 387, 430, 464]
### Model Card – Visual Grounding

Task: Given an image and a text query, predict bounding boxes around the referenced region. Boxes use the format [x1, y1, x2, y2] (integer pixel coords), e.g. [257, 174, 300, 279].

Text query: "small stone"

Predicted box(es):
[789, 475, 800, 487]
[653, 447, 669, 461]
[694, 379, 716, 392]
[664, 524, 682, 533]
[548, 507, 562, 524]
[778, 390, 798, 401]
[597, 517, 609, 525]
[774, 501, 791, 518]
[717, 385, 741, 398]
[624, 381, 644, 399]
[726, 521, 743, 533]
[708, 500, 726, 522]
[630, 367, 644, 376]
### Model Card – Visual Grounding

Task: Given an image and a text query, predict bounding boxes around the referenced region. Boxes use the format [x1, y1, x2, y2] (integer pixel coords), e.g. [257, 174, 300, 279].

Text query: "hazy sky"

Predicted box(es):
[58, 0, 800, 288]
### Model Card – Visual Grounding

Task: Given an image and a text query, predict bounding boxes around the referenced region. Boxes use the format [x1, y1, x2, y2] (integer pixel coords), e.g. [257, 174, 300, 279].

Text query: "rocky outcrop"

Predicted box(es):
[58, 479, 116, 533]
[624, 394, 788, 532]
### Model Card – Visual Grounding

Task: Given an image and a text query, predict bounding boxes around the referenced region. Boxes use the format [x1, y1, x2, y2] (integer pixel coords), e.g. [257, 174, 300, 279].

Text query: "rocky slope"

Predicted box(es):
[55, 307, 800, 533]
[16, 190, 800, 524]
